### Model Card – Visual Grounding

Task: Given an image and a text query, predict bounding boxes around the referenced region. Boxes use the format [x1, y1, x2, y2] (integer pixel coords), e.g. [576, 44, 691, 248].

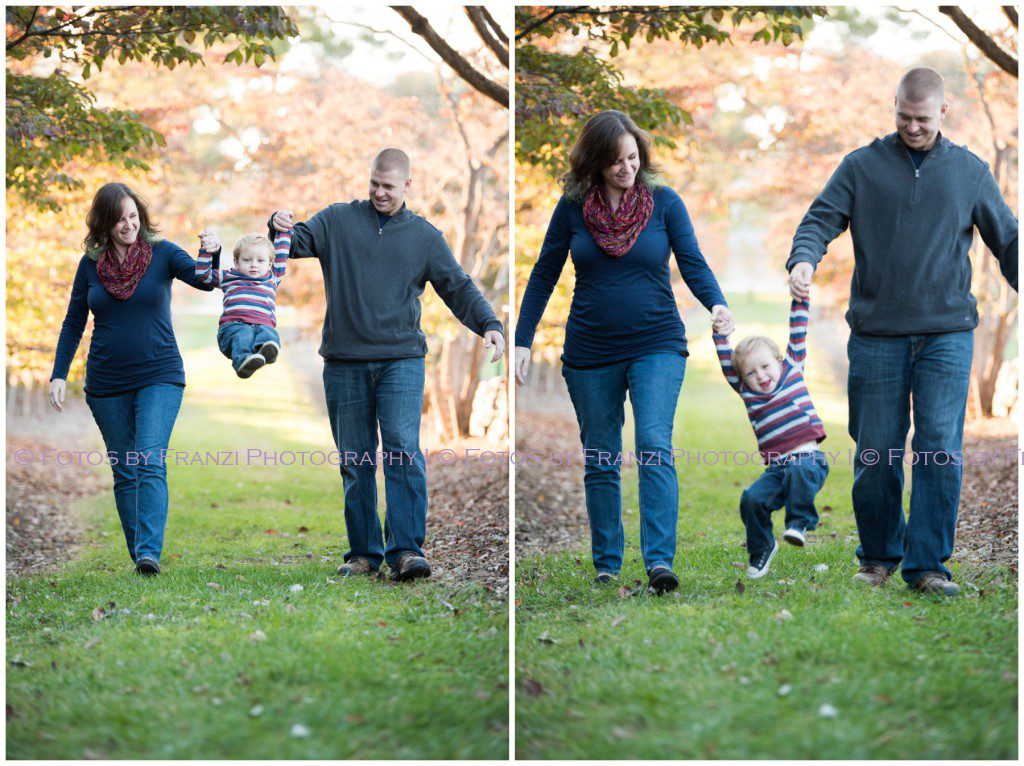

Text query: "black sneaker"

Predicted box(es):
[135, 556, 160, 576]
[783, 527, 806, 547]
[747, 540, 779, 580]
[256, 341, 280, 364]
[390, 553, 431, 582]
[593, 572, 618, 586]
[647, 566, 678, 594]
[237, 353, 266, 379]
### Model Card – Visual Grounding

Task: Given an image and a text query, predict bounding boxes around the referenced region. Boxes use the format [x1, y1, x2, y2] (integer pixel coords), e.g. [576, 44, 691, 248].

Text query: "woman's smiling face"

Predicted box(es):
[600, 132, 640, 195]
[109, 196, 140, 251]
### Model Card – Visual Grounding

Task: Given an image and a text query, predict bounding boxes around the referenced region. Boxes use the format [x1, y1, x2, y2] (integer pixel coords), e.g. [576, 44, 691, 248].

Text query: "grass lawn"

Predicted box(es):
[515, 319, 1017, 759]
[7, 314, 509, 759]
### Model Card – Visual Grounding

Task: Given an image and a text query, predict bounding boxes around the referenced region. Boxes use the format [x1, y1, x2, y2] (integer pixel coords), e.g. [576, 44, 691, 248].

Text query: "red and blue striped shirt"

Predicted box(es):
[714, 298, 826, 462]
[198, 229, 290, 328]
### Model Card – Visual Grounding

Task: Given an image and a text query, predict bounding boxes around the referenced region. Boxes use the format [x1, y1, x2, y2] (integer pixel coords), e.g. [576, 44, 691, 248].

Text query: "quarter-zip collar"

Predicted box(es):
[365, 199, 412, 227]
[885, 130, 951, 160]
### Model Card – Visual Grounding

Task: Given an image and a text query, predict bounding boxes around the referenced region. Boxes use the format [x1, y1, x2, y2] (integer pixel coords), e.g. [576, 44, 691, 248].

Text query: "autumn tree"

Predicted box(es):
[6, 6, 298, 210]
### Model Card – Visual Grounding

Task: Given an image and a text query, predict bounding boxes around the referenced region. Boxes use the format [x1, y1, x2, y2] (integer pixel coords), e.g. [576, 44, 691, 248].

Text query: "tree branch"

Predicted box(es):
[938, 6, 1018, 77]
[331, 18, 435, 64]
[392, 6, 508, 107]
[465, 7, 508, 67]
[1003, 6, 1018, 29]
[480, 7, 508, 45]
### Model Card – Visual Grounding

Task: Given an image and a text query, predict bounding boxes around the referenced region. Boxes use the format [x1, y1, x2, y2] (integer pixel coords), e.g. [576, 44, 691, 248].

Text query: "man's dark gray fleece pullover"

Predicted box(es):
[273, 200, 503, 361]
[787, 132, 1018, 335]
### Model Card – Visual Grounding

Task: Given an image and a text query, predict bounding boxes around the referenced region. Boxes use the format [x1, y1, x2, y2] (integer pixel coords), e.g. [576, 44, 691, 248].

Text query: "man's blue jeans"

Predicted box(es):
[85, 383, 184, 563]
[561, 351, 686, 575]
[740, 451, 829, 556]
[847, 330, 973, 585]
[323, 357, 427, 570]
[217, 322, 281, 373]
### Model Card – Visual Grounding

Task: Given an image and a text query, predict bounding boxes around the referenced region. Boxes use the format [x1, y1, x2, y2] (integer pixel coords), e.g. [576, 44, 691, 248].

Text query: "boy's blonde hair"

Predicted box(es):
[733, 335, 783, 377]
[233, 233, 274, 262]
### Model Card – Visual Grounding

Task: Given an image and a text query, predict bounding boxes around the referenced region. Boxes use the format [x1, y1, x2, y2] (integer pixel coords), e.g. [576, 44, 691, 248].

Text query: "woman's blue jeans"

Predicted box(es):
[847, 330, 973, 585]
[562, 351, 687, 575]
[322, 357, 427, 571]
[85, 383, 184, 563]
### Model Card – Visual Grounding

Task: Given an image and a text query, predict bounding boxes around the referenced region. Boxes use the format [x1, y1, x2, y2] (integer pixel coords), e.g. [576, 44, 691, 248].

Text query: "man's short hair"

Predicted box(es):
[896, 67, 945, 103]
[371, 148, 411, 179]
[233, 233, 274, 261]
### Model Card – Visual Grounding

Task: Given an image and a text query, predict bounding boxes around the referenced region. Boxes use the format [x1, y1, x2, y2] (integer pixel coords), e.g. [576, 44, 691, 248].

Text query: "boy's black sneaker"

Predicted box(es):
[237, 353, 266, 379]
[256, 341, 280, 364]
[135, 556, 160, 576]
[593, 572, 618, 586]
[647, 566, 678, 594]
[783, 527, 806, 547]
[747, 540, 779, 580]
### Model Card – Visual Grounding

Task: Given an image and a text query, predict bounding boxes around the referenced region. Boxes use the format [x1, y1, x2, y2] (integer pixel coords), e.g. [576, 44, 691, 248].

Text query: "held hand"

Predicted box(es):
[711, 304, 735, 336]
[483, 330, 505, 363]
[788, 262, 813, 300]
[514, 346, 531, 387]
[273, 210, 295, 232]
[49, 379, 66, 413]
[198, 227, 221, 253]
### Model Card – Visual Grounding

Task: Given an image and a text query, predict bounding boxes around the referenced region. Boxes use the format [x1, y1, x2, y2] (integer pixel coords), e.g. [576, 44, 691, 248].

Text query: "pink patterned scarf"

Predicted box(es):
[582, 181, 654, 258]
[96, 239, 153, 301]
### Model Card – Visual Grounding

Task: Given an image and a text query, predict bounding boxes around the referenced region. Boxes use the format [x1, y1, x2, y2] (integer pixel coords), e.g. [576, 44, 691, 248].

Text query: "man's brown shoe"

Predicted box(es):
[390, 553, 431, 582]
[337, 556, 376, 577]
[911, 572, 960, 597]
[852, 564, 891, 587]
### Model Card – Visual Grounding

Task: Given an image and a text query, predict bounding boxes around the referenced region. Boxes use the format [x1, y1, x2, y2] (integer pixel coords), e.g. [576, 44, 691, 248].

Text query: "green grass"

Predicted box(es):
[7, 314, 508, 759]
[515, 329, 1017, 759]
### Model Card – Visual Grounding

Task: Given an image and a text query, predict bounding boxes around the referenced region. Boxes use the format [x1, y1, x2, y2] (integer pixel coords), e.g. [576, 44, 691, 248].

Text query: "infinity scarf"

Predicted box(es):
[582, 181, 654, 258]
[96, 239, 153, 301]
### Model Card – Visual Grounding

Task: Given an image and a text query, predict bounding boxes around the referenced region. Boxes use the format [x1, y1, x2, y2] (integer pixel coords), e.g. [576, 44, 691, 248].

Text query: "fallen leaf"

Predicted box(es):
[248, 630, 267, 642]
[735, 579, 746, 595]
[777, 684, 792, 696]
[521, 678, 544, 696]
[289, 584, 304, 593]
[290, 723, 310, 738]
[297, 526, 309, 532]
[206, 582, 222, 591]
[249, 704, 264, 717]
[774, 609, 793, 623]
[538, 631, 558, 644]
[610, 616, 626, 628]
[818, 703, 838, 718]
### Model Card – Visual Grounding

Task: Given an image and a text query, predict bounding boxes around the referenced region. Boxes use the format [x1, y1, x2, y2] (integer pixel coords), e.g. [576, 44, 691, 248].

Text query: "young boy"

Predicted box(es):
[197, 222, 291, 378]
[713, 298, 829, 579]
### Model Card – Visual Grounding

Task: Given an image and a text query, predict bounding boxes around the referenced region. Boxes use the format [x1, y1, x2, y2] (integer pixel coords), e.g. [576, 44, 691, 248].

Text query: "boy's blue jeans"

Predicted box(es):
[740, 451, 829, 556]
[217, 322, 281, 373]
[561, 351, 686, 575]
[322, 357, 427, 571]
[85, 383, 184, 563]
[847, 330, 973, 586]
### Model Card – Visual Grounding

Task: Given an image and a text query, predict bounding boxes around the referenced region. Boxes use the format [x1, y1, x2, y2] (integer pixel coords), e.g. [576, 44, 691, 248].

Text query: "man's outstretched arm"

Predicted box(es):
[787, 157, 856, 274]
[424, 232, 504, 338]
[973, 167, 1018, 291]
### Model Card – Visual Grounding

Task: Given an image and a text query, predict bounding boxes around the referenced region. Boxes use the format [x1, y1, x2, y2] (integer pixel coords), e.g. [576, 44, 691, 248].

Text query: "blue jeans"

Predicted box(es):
[847, 330, 973, 585]
[561, 351, 687, 574]
[740, 451, 829, 556]
[85, 383, 184, 563]
[217, 322, 280, 373]
[322, 357, 427, 570]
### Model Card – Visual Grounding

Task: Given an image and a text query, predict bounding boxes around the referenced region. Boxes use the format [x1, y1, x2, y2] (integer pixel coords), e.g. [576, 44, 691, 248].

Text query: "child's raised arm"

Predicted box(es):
[196, 228, 226, 287]
[785, 297, 810, 368]
[271, 226, 291, 285]
[712, 330, 742, 392]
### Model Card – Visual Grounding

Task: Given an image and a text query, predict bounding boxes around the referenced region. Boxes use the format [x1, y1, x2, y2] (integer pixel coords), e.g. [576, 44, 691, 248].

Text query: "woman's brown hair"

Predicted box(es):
[562, 110, 662, 200]
[83, 182, 160, 259]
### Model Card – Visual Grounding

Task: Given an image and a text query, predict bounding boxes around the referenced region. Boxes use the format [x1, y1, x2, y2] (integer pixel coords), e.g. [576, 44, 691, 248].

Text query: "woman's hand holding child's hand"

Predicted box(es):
[199, 228, 221, 253]
[711, 304, 735, 336]
[273, 210, 295, 232]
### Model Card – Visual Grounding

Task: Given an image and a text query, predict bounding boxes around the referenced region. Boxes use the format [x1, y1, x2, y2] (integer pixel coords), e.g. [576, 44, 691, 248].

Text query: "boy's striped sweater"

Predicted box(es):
[198, 229, 290, 327]
[713, 298, 826, 462]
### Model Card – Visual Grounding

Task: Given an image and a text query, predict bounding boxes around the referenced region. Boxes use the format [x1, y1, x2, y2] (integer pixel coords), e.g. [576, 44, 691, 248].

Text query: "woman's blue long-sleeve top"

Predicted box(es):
[514, 185, 727, 368]
[50, 240, 218, 396]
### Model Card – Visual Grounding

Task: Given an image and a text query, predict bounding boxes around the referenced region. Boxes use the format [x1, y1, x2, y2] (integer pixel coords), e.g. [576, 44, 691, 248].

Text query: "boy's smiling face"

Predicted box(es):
[738, 346, 782, 393]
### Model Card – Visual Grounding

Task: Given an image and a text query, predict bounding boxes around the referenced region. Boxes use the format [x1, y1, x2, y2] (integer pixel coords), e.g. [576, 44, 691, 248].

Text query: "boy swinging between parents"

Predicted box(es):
[786, 67, 1017, 596]
[271, 148, 505, 582]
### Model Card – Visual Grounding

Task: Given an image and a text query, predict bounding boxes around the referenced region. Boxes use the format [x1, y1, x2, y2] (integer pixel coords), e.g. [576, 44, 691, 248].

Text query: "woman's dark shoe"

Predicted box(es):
[135, 557, 160, 576]
[647, 566, 678, 594]
[390, 553, 431, 582]
[593, 572, 618, 586]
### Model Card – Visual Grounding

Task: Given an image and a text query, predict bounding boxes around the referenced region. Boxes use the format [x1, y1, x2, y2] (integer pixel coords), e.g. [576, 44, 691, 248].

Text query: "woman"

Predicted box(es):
[49, 182, 219, 576]
[514, 110, 734, 594]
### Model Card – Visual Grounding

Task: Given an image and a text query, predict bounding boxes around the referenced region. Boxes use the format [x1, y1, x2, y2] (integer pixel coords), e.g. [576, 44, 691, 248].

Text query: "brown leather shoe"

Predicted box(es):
[337, 556, 376, 577]
[911, 572, 961, 597]
[390, 553, 431, 582]
[852, 564, 891, 587]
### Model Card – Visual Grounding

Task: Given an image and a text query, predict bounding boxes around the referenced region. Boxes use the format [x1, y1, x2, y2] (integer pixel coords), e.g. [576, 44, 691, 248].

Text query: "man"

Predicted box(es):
[272, 148, 505, 582]
[786, 67, 1017, 596]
